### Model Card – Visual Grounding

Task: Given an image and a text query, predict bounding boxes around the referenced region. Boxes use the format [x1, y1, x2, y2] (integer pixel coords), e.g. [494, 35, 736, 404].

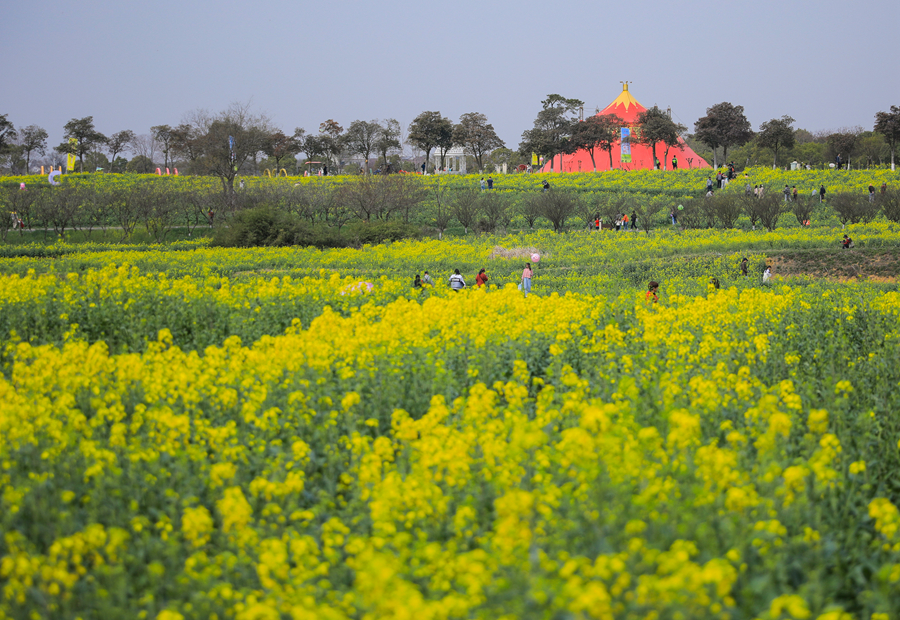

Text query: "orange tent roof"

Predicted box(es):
[539, 84, 710, 172]
[597, 82, 646, 123]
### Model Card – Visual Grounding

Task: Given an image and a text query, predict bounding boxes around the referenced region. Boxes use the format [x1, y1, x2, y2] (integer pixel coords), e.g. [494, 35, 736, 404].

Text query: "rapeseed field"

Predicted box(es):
[2, 227, 900, 619]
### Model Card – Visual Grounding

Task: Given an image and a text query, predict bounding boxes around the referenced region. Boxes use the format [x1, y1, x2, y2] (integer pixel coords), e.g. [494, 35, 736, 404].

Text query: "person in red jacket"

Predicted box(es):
[475, 268, 489, 287]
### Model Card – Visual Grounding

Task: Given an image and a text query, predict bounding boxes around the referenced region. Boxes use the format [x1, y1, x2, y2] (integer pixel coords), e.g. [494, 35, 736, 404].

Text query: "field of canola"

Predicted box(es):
[3, 225, 900, 619]
[5, 167, 898, 200]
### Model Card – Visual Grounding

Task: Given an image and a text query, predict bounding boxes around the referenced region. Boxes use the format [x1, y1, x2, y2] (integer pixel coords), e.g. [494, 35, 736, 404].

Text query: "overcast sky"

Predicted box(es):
[3, 0, 898, 158]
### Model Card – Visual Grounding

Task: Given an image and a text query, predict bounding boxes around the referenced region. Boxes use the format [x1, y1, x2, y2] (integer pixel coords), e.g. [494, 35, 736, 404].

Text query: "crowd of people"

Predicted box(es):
[412, 262, 534, 296]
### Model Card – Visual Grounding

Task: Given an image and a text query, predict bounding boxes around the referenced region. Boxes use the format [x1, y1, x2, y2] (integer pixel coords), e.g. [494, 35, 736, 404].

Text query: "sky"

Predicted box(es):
[3, 0, 898, 160]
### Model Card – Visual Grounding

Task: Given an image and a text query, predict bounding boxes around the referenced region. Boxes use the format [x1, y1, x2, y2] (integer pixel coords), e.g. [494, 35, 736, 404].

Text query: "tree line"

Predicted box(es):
[5, 173, 899, 246]
[1, 100, 898, 184]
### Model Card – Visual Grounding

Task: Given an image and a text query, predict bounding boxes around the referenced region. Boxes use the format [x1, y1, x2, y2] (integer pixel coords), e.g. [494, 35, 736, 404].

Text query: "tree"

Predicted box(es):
[0, 114, 15, 155]
[303, 135, 330, 166]
[130, 134, 157, 163]
[450, 188, 480, 234]
[633, 107, 685, 171]
[428, 177, 453, 239]
[374, 119, 402, 169]
[106, 130, 135, 168]
[520, 193, 543, 229]
[19, 125, 48, 173]
[857, 133, 889, 168]
[151, 125, 175, 170]
[831, 192, 879, 225]
[570, 113, 624, 171]
[484, 147, 522, 173]
[477, 192, 511, 232]
[58, 117, 107, 173]
[518, 94, 584, 171]
[693, 102, 754, 168]
[874, 106, 900, 171]
[171, 123, 200, 163]
[318, 119, 344, 171]
[881, 189, 900, 223]
[537, 190, 577, 232]
[707, 194, 744, 229]
[757, 116, 796, 169]
[263, 130, 303, 173]
[126, 155, 155, 173]
[743, 194, 784, 231]
[187, 103, 272, 196]
[825, 128, 862, 167]
[452, 113, 505, 172]
[408, 112, 452, 172]
[345, 120, 381, 172]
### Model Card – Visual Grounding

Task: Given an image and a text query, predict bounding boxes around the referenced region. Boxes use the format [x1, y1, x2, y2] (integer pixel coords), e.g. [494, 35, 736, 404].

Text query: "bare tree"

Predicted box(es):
[831, 192, 879, 225]
[428, 177, 452, 239]
[130, 133, 158, 163]
[14, 125, 47, 173]
[188, 103, 272, 197]
[450, 188, 480, 234]
[537, 191, 577, 232]
[743, 194, 784, 231]
[477, 192, 511, 232]
[520, 193, 544, 230]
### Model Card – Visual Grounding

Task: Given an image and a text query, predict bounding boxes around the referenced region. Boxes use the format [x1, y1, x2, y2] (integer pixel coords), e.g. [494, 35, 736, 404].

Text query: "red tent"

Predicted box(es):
[539, 84, 710, 172]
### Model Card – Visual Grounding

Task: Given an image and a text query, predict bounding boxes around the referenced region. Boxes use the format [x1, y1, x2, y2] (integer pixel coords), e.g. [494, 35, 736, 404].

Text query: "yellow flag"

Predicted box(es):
[531, 152, 538, 166]
[66, 138, 77, 172]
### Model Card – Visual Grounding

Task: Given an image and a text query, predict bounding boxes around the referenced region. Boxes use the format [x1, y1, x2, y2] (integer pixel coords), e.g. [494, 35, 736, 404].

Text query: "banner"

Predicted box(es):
[66, 138, 77, 172]
[620, 128, 631, 163]
[531, 152, 538, 166]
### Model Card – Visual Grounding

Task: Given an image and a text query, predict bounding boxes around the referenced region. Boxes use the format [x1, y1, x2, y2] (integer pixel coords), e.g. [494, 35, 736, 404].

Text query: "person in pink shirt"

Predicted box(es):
[521, 263, 532, 296]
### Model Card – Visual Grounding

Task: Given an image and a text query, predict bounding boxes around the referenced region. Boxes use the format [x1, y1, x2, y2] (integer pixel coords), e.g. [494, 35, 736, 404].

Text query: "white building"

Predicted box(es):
[429, 146, 468, 174]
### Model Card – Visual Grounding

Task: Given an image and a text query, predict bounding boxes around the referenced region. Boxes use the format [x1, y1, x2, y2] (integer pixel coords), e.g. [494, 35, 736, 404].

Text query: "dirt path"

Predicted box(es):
[768, 249, 900, 281]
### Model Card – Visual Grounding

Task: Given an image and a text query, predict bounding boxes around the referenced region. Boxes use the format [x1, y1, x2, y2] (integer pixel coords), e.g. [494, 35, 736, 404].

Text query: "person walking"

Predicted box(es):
[672, 155, 678, 170]
[882, 182, 887, 195]
[487, 177, 493, 190]
[449, 269, 466, 291]
[646, 281, 659, 304]
[475, 268, 489, 287]
[422, 271, 433, 286]
[740, 257, 749, 277]
[762, 267, 772, 285]
[631, 210, 638, 231]
[521, 262, 533, 297]
[869, 184, 876, 202]
[783, 185, 791, 202]
[792, 186, 798, 202]
[819, 184, 826, 202]
[414, 274, 422, 288]
[480, 177, 486, 191]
